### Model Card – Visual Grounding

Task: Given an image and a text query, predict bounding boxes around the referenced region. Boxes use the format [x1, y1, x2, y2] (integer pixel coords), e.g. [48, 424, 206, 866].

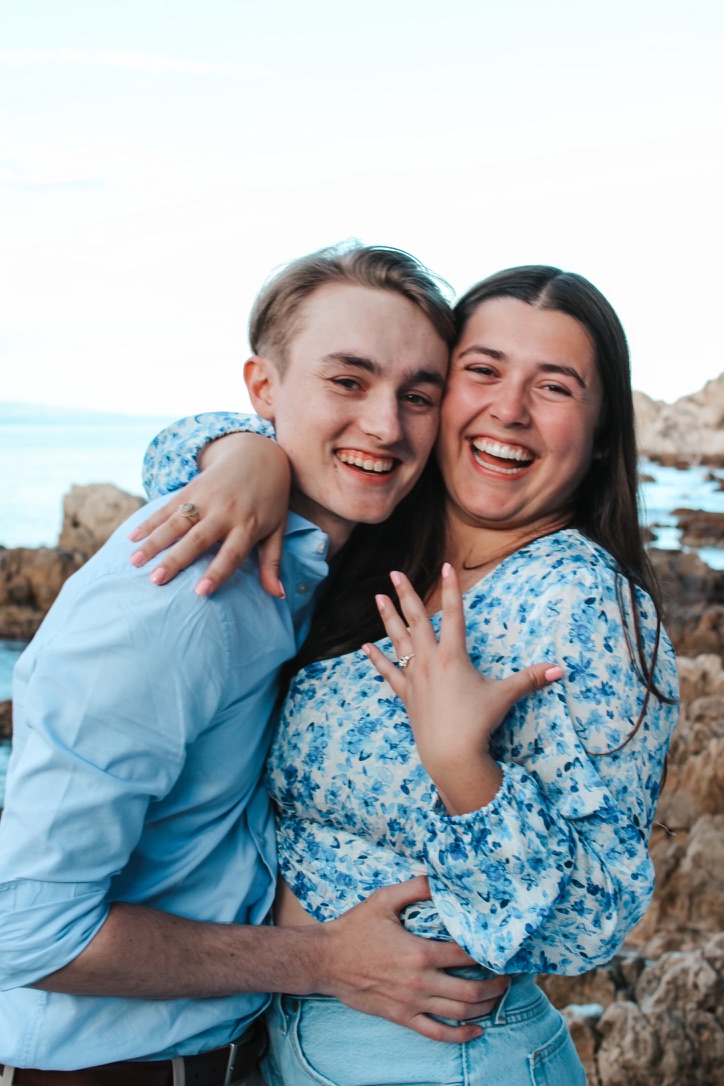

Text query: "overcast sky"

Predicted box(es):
[2, 0, 722, 417]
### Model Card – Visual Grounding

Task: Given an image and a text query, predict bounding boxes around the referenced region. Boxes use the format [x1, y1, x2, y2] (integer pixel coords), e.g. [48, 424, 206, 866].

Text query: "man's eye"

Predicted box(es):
[332, 377, 362, 390]
[402, 392, 433, 407]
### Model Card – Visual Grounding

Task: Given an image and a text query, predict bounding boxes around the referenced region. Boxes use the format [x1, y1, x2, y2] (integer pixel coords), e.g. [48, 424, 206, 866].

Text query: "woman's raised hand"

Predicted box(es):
[128, 433, 292, 597]
[363, 565, 564, 814]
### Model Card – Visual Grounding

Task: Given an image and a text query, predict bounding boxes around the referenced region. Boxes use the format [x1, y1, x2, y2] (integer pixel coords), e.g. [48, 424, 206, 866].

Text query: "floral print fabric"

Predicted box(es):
[268, 530, 679, 975]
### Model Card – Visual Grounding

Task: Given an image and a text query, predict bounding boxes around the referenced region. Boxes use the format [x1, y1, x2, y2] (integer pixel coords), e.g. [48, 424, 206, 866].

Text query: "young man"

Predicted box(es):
[0, 246, 504, 1085]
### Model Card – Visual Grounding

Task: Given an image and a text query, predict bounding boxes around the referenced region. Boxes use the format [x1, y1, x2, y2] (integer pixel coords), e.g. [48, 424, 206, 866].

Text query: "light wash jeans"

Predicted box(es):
[262, 975, 585, 1086]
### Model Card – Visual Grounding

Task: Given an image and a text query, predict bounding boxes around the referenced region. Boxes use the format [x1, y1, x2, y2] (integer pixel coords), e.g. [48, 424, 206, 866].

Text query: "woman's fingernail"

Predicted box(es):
[150, 567, 167, 585]
[129, 550, 147, 567]
[544, 665, 564, 682]
[442, 562, 451, 578]
[390, 571, 402, 587]
[375, 594, 387, 613]
[361, 643, 372, 657]
[195, 578, 213, 596]
[128, 528, 141, 542]
[278, 581, 286, 599]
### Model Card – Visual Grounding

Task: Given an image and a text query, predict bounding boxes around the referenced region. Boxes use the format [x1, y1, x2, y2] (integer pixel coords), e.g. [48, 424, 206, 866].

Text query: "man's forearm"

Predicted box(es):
[36, 902, 325, 999]
[35, 882, 508, 1043]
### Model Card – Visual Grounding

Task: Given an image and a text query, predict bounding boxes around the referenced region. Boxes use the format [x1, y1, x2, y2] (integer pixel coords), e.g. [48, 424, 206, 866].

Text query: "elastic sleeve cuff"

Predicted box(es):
[142, 413, 276, 498]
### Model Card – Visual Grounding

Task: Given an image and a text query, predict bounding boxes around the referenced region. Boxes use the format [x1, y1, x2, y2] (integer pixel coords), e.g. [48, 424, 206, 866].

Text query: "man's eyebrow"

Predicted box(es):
[457, 346, 587, 389]
[321, 352, 378, 373]
[321, 352, 446, 386]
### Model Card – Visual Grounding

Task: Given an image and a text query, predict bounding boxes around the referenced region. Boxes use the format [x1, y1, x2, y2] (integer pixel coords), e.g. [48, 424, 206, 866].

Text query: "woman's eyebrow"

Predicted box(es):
[457, 347, 587, 389]
[457, 345, 503, 361]
[538, 362, 587, 389]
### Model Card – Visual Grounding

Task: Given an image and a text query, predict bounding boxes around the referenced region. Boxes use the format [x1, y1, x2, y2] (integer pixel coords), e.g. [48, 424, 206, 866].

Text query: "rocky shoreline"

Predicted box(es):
[635, 373, 724, 468]
[2, 386, 724, 1083]
[0, 483, 144, 641]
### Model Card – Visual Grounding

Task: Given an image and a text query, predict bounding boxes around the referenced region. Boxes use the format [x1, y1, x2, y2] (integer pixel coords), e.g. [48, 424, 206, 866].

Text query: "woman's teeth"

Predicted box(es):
[337, 451, 394, 474]
[471, 438, 534, 474]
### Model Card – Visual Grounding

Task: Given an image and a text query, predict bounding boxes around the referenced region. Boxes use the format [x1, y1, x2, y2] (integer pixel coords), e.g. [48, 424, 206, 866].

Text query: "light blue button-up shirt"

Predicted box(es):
[0, 496, 328, 1068]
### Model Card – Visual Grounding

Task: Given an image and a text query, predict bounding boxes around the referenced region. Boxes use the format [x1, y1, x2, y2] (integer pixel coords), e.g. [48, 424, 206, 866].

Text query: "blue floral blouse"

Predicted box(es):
[144, 413, 680, 976]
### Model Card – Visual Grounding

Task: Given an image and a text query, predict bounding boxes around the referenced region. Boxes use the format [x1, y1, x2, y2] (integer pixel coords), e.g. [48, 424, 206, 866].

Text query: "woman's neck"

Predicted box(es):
[424, 508, 572, 614]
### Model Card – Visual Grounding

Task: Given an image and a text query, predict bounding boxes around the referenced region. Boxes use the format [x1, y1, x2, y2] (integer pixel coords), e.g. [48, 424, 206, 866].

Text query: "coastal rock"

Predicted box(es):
[635, 374, 724, 466]
[0, 546, 86, 640]
[542, 937, 724, 1084]
[673, 508, 724, 549]
[650, 548, 724, 657]
[630, 816, 724, 957]
[0, 700, 11, 740]
[652, 655, 724, 831]
[0, 484, 144, 641]
[595, 934, 724, 1085]
[539, 653, 724, 1081]
[58, 483, 145, 557]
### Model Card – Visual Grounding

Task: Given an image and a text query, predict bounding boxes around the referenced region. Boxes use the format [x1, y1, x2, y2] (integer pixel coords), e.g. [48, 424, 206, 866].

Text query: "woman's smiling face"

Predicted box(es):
[437, 296, 604, 543]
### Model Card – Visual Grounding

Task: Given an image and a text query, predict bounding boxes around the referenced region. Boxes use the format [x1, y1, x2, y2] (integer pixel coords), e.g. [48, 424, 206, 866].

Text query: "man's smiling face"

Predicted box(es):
[249, 282, 450, 553]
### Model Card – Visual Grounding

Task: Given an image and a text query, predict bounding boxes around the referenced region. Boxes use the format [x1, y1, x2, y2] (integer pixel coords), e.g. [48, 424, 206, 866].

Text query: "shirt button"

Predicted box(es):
[297, 582, 309, 594]
[316, 542, 326, 555]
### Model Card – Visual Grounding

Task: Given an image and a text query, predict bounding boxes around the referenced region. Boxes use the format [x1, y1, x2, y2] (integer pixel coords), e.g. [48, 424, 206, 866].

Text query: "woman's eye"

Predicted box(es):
[466, 364, 496, 377]
[541, 382, 572, 397]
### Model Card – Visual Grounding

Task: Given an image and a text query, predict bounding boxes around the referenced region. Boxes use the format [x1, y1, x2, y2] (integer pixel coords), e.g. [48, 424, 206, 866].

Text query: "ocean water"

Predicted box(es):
[1, 407, 724, 710]
[1, 404, 177, 550]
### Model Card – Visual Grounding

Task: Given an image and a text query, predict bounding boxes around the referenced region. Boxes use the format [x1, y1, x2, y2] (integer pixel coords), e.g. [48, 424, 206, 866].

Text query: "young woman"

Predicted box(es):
[134, 266, 679, 1085]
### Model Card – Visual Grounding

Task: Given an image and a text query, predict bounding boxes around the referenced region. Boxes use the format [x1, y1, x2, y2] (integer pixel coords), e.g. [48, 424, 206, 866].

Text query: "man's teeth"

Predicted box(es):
[337, 451, 394, 474]
[471, 438, 533, 473]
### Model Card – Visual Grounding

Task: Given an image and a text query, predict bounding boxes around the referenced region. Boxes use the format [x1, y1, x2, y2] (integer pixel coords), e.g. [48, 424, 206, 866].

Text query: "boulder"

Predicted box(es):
[58, 483, 145, 557]
[0, 700, 11, 740]
[0, 484, 144, 641]
[673, 509, 724, 549]
[635, 375, 724, 466]
[650, 654, 724, 832]
[539, 652, 724, 1082]
[595, 934, 724, 1085]
[0, 546, 86, 639]
[650, 549, 724, 657]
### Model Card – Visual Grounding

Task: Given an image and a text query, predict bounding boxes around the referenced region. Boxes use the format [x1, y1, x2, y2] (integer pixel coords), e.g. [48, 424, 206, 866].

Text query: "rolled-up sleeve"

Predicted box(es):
[0, 564, 226, 988]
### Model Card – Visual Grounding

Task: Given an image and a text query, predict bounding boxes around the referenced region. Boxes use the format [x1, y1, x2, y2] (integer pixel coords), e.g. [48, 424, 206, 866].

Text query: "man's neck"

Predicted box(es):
[289, 494, 353, 559]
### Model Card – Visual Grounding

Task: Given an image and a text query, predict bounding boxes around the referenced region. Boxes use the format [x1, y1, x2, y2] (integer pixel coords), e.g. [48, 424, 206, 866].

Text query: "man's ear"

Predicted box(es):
[244, 355, 279, 421]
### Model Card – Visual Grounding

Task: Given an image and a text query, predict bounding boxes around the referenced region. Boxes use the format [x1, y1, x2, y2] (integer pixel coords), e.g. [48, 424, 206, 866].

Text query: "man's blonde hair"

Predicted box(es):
[248, 242, 455, 369]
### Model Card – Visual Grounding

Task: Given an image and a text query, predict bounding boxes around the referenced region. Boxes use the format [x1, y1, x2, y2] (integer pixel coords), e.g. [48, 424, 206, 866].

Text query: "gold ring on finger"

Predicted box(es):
[397, 654, 416, 670]
[179, 502, 201, 525]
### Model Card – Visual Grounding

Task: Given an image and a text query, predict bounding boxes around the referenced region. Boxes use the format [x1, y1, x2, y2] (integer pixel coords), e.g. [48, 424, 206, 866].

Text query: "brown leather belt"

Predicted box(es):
[1, 1023, 263, 1085]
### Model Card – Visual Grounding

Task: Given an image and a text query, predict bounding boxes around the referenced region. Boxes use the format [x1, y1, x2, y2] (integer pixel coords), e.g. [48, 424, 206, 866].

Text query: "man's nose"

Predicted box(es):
[360, 392, 405, 444]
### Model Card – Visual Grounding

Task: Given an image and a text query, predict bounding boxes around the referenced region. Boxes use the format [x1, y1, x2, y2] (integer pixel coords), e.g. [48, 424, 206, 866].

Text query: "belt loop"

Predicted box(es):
[494, 979, 514, 1026]
[0, 1068, 15, 1086]
[223, 1042, 238, 1086]
[171, 1057, 186, 1086]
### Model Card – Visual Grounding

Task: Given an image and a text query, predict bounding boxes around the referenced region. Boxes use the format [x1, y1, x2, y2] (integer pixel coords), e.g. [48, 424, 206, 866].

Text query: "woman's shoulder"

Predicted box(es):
[486, 529, 619, 595]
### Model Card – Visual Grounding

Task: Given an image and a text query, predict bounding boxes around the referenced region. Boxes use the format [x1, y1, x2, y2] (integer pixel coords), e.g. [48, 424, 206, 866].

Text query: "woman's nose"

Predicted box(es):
[489, 383, 531, 427]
